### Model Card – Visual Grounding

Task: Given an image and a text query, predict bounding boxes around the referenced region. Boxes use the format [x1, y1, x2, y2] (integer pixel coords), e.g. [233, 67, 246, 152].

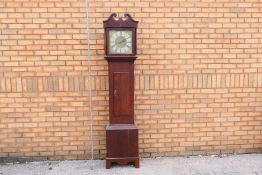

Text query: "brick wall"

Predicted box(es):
[0, 0, 91, 161]
[0, 0, 262, 161]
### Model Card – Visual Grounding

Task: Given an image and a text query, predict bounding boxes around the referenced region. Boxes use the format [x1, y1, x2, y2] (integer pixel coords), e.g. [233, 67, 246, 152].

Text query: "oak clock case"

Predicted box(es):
[104, 13, 139, 169]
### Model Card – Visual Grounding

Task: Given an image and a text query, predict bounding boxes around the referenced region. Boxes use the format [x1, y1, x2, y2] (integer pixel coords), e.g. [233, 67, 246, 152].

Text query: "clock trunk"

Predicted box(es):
[109, 62, 134, 124]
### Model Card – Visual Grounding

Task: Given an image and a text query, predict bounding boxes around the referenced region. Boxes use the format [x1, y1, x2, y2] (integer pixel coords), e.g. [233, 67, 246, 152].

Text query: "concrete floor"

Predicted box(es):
[0, 154, 262, 175]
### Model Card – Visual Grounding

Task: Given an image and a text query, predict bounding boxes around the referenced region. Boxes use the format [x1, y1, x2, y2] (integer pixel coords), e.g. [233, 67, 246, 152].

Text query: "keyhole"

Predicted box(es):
[114, 89, 117, 96]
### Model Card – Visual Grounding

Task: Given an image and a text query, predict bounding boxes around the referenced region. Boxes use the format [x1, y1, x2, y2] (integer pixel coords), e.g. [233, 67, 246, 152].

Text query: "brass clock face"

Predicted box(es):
[109, 30, 132, 54]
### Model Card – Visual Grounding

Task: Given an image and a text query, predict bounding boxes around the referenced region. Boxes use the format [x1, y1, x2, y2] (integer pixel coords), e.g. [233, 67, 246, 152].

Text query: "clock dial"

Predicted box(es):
[109, 30, 132, 54]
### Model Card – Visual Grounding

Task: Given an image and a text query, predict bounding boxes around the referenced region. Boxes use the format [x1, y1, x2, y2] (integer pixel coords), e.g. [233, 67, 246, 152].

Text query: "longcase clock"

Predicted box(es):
[104, 13, 139, 169]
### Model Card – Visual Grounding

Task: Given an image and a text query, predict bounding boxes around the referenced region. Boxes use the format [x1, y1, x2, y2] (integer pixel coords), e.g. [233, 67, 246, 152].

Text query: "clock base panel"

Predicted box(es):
[106, 124, 139, 169]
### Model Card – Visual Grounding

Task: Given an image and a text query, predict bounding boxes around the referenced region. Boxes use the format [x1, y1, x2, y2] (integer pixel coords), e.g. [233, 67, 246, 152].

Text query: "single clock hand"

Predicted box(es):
[118, 38, 126, 45]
